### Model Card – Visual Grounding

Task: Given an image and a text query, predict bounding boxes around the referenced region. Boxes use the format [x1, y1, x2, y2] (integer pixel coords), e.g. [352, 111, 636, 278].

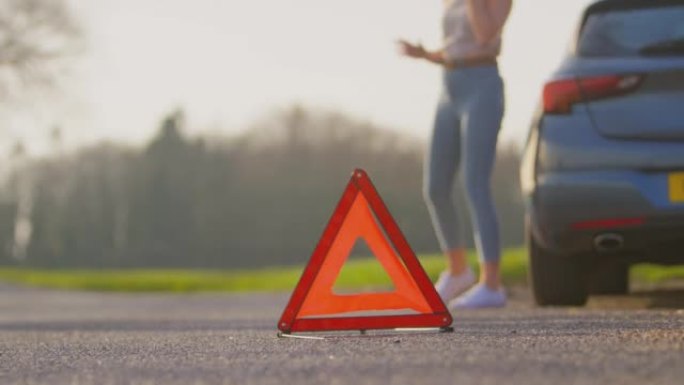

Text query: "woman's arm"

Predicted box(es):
[397, 40, 447, 66]
[466, 0, 512, 45]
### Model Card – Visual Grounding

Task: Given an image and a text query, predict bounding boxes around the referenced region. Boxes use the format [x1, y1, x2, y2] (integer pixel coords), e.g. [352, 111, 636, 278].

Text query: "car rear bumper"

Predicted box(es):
[528, 170, 684, 263]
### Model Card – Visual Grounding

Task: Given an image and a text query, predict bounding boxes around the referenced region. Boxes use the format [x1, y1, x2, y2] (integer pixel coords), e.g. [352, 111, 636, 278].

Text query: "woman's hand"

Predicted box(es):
[397, 40, 447, 66]
[397, 40, 427, 59]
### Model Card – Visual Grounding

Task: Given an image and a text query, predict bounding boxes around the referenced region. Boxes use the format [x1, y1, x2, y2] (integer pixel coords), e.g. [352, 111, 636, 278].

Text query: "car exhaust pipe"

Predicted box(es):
[594, 233, 624, 253]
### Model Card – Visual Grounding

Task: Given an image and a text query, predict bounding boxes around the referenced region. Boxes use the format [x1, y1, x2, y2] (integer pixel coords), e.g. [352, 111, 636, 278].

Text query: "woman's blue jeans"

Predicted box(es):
[424, 65, 504, 263]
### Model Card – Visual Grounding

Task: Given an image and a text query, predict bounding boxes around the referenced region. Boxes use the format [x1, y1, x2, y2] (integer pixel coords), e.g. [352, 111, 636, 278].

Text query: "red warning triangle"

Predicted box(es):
[278, 169, 452, 334]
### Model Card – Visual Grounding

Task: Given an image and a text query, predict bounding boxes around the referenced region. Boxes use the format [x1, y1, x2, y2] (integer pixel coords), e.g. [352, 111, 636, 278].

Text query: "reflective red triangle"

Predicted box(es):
[278, 169, 452, 333]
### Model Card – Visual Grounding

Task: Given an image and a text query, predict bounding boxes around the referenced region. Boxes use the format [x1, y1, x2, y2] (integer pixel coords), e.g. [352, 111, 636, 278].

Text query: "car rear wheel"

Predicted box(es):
[528, 233, 589, 306]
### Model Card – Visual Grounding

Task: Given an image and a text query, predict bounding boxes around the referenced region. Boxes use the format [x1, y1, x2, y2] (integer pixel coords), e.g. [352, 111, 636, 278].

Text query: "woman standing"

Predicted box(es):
[399, 0, 512, 309]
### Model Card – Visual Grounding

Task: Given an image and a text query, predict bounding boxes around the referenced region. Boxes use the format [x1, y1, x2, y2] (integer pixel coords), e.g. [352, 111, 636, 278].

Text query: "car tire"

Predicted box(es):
[528, 232, 588, 306]
[587, 259, 629, 295]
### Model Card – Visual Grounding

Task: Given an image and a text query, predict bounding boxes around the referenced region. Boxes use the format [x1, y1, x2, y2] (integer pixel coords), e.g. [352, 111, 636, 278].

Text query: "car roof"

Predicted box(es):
[581, 0, 683, 29]
[586, 0, 684, 13]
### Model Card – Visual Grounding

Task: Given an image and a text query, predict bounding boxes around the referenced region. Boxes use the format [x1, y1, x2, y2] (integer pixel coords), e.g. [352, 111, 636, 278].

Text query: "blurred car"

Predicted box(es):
[521, 0, 684, 306]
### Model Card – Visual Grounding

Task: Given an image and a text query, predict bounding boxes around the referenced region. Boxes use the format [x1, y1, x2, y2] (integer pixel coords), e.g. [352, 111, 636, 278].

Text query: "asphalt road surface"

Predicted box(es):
[1, 283, 684, 385]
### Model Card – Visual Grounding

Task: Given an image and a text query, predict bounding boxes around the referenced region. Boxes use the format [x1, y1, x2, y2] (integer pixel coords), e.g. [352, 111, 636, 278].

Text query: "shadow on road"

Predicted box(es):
[0, 319, 276, 332]
[589, 288, 684, 310]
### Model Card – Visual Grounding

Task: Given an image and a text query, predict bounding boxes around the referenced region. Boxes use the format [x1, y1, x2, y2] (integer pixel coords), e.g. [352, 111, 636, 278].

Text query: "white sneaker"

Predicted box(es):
[434, 269, 476, 304]
[450, 283, 506, 310]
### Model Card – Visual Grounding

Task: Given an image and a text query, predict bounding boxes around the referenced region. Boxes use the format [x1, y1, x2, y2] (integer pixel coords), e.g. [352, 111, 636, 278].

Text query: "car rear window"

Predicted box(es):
[578, 5, 684, 57]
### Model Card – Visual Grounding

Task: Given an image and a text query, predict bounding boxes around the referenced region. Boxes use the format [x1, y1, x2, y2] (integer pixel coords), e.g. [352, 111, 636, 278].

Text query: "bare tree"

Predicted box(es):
[0, 0, 81, 97]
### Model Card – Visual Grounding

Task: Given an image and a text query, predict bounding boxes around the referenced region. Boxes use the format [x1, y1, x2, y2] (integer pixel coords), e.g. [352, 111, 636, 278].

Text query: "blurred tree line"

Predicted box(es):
[0, 106, 524, 268]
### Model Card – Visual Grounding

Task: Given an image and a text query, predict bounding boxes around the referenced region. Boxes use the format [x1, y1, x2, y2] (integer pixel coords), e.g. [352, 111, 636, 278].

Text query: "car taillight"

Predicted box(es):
[543, 74, 643, 114]
[571, 217, 645, 231]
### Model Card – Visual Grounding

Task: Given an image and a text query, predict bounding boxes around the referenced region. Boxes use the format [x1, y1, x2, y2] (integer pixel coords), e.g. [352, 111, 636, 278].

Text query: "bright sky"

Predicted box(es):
[1, 0, 594, 154]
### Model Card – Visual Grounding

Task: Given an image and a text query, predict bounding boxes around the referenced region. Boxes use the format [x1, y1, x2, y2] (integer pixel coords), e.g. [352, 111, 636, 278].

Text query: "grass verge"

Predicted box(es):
[0, 248, 681, 292]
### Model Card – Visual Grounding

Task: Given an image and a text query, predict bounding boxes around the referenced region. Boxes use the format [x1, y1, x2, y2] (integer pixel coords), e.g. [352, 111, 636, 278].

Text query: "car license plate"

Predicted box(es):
[669, 172, 684, 203]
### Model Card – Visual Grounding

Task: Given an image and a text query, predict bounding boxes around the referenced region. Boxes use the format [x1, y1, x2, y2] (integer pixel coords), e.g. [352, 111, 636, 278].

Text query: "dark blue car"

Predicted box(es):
[521, 0, 684, 305]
